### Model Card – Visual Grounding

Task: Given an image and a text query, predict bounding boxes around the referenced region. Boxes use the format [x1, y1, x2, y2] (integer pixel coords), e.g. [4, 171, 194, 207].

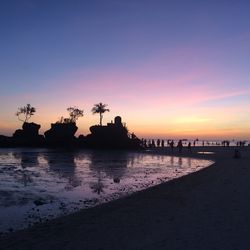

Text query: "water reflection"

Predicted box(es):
[12, 151, 40, 186]
[13, 151, 39, 168]
[0, 148, 213, 233]
[89, 151, 127, 179]
[43, 151, 81, 191]
[170, 156, 174, 166]
[90, 177, 104, 195]
[88, 151, 128, 194]
[178, 157, 183, 166]
[0, 150, 46, 208]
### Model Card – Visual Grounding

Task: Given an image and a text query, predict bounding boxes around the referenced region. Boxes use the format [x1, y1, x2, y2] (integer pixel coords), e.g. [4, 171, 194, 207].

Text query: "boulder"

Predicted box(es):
[44, 122, 78, 147]
[86, 116, 142, 149]
[0, 135, 13, 147]
[13, 122, 44, 146]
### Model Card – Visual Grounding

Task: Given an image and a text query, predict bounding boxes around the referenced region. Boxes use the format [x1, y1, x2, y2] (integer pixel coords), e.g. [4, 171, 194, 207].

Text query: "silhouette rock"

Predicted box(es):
[44, 122, 78, 146]
[78, 134, 87, 147]
[86, 116, 142, 149]
[0, 135, 13, 147]
[13, 122, 44, 146]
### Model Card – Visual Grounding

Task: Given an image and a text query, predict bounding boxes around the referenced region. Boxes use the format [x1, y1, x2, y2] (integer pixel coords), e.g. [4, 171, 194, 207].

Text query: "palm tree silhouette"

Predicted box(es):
[91, 102, 110, 126]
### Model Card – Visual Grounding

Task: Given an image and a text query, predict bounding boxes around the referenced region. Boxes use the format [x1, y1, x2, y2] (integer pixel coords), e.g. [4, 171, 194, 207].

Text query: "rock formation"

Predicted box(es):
[44, 122, 78, 146]
[86, 116, 141, 149]
[13, 122, 44, 146]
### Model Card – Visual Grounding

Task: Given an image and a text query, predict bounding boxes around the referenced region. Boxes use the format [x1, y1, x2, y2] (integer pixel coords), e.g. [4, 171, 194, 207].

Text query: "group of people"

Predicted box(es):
[140, 139, 165, 148]
[141, 139, 195, 152]
[141, 138, 249, 150]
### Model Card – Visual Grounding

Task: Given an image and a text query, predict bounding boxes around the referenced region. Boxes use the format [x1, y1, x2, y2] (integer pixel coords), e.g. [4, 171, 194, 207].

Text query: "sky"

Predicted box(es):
[0, 0, 250, 140]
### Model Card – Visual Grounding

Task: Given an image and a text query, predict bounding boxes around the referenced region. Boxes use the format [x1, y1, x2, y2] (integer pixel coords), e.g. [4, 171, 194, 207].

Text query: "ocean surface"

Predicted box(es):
[0, 148, 213, 233]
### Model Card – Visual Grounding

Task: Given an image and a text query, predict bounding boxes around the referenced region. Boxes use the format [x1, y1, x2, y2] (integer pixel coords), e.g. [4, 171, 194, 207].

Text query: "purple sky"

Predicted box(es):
[0, 0, 250, 139]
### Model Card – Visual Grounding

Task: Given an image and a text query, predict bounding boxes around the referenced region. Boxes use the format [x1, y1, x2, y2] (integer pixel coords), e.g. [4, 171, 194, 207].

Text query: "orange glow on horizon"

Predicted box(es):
[1, 115, 250, 140]
[1, 62, 250, 141]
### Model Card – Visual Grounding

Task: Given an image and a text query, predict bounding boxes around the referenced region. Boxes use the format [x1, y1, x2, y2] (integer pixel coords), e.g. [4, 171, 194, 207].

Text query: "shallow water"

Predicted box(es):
[0, 148, 213, 233]
[197, 151, 215, 155]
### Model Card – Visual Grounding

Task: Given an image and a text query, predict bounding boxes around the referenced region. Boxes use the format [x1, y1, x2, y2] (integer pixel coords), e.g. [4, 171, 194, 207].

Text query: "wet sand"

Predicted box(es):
[1, 146, 250, 249]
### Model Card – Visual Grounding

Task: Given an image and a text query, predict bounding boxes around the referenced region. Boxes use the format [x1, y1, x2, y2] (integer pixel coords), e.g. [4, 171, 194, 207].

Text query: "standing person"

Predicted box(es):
[131, 133, 136, 139]
[170, 140, 174, 151]
[161, 139, 165, 147]
[157, 139, 161, 147]
[177, 140, 183, 153]
[188, 142, 191, 152]
[142, 139, 147, 148]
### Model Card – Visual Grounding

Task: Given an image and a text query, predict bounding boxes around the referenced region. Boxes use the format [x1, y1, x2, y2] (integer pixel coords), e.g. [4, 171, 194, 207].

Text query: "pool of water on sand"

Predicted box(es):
[0, 148, 213, 233]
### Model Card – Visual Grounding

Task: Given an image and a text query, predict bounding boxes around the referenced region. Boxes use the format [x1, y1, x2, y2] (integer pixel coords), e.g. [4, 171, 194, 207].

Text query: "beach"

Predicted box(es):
[1, 146, 250, 249]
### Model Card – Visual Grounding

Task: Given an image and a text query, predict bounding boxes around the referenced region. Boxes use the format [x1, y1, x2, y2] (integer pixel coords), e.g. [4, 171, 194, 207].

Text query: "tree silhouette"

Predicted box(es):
[57, 107, 83, 123]
[16, 104, 36, 123]
[91, 102, 110, 126]
[67, 107, 84, 122]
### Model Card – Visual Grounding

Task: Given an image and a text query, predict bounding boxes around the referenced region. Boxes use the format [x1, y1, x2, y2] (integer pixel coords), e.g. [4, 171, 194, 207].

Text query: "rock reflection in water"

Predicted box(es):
[0, 148, 213, 233]
[12, 151, 40, 187]
[88, 151, 128, 194]
[43, 151, 81, 191]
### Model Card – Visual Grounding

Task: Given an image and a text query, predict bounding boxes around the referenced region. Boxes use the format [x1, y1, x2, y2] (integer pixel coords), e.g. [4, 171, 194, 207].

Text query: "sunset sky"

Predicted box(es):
[0, 0, 250, 139]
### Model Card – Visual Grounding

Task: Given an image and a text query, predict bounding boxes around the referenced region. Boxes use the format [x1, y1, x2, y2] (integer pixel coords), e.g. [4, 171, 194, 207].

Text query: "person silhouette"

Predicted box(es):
[170, 140, 174, 151]
[177, 140, 183, 153]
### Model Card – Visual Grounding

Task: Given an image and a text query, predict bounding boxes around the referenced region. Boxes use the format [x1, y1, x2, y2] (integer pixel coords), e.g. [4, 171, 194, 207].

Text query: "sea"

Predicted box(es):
[0, 148, 213, 233]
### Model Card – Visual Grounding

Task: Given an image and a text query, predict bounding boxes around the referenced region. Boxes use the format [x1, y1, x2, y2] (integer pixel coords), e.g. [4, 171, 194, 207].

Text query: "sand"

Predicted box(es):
[1, 146, 250, 250]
